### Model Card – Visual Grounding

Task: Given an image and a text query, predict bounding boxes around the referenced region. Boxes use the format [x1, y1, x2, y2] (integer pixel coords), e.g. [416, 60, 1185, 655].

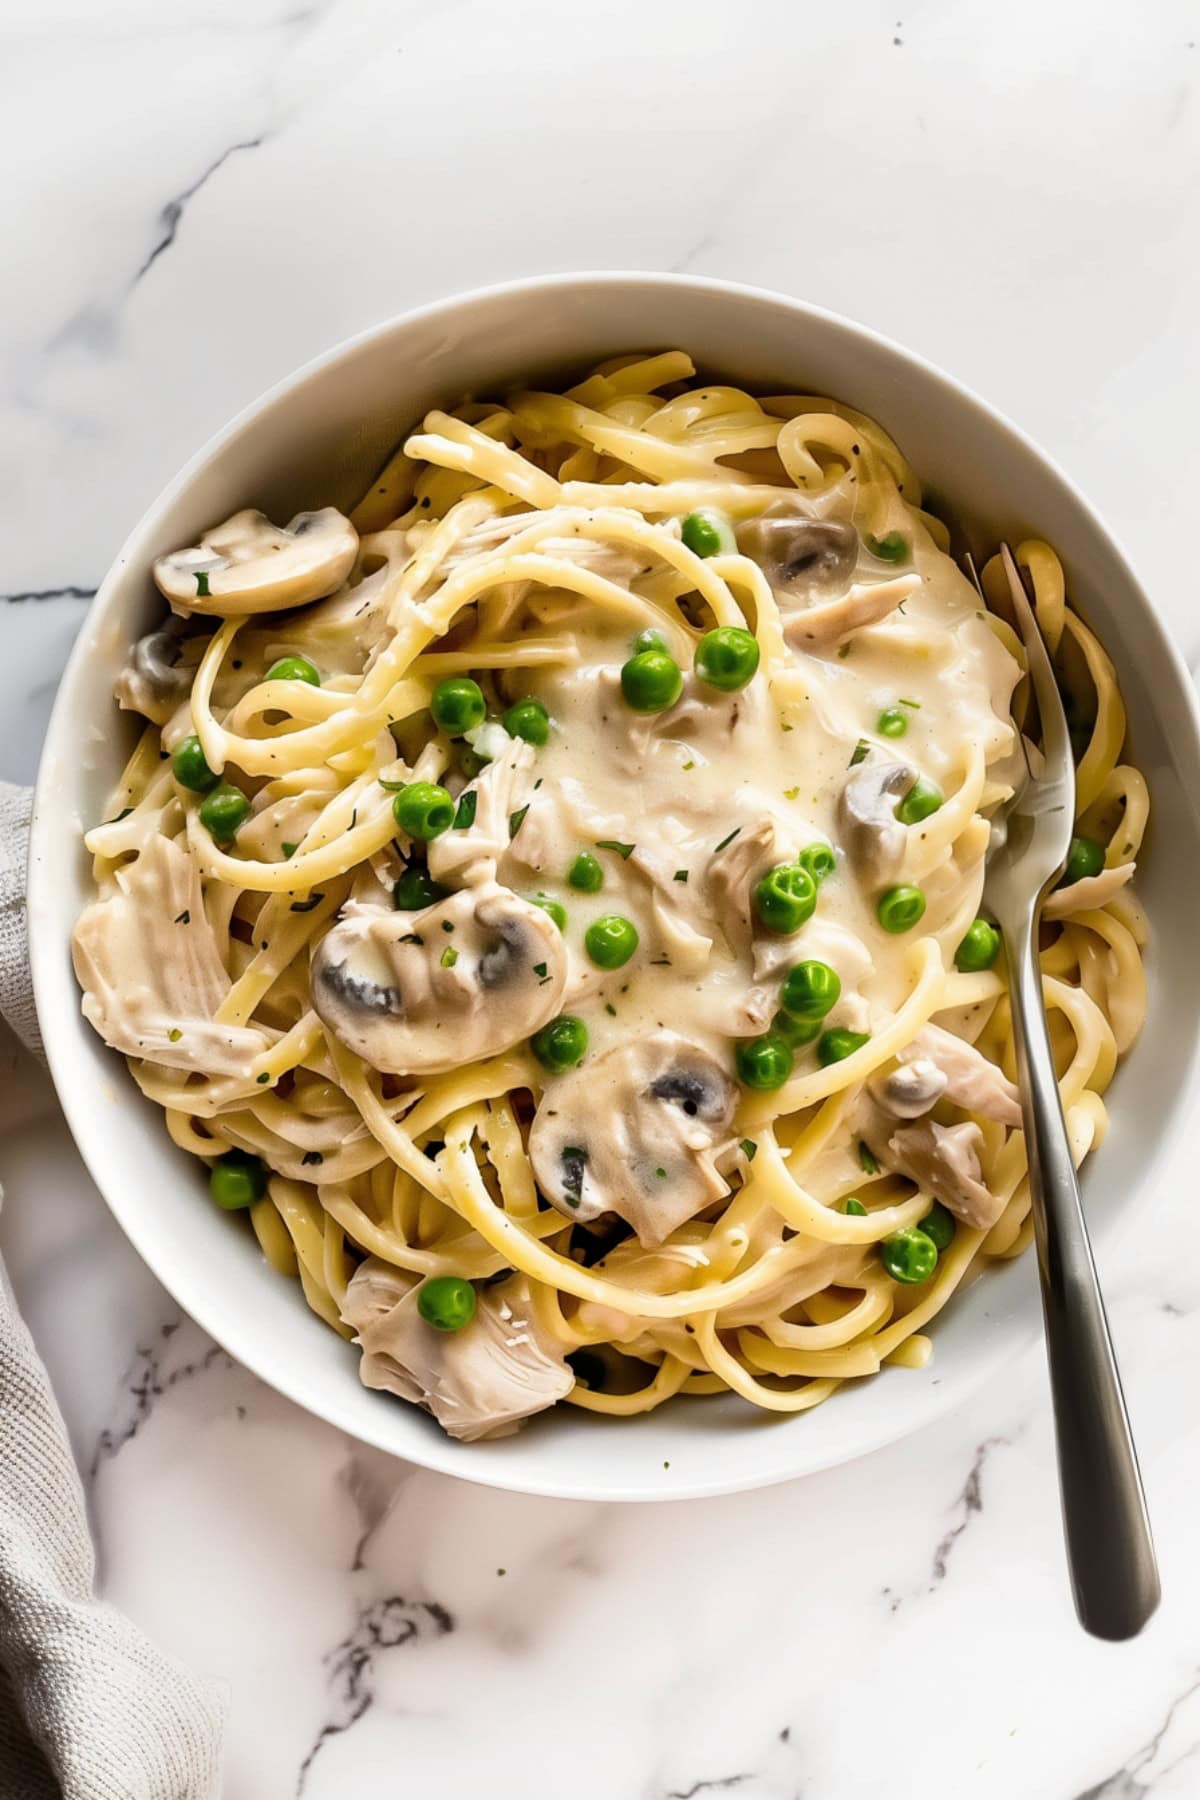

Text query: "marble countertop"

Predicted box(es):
[4, 3, 1200, 1795]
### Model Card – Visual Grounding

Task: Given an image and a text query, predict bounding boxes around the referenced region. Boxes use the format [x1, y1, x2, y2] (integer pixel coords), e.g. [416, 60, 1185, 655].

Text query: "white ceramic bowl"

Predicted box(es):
[29, 274, 1200, 1500]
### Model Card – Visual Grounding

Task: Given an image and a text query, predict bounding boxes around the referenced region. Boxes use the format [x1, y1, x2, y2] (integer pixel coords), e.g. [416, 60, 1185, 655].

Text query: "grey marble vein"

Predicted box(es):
[89, 1319, 228, 1479]
[664, 1776, 752, 1799]
[132, 136, 266, 287]
[0, 585, 96, 605]
[1072, 1671, 1200, 1797]
[296, 1596, 453, 1795]
[928, 1434, 1008, 1588]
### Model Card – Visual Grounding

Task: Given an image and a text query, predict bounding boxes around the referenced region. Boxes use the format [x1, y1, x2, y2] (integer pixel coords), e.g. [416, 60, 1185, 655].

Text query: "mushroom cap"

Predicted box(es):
[153, 507, 358, 616]
[735, 502, 858, 598]
[114, 616, 194, 722]
[838, 760, 916, 888]
[529, 1031, 738, 1247]
[311, 881, 568, 1075]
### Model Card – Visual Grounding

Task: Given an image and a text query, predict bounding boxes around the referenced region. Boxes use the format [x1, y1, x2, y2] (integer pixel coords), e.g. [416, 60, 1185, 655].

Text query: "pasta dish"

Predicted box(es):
[72, 351, 1147, 1441]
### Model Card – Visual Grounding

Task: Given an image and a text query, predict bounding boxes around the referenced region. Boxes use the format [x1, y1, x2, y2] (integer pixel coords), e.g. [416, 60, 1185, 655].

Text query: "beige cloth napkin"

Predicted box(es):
[0, 780, 225, 1799]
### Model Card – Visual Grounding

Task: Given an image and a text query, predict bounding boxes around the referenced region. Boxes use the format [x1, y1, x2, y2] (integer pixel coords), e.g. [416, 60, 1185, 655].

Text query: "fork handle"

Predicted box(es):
[1002, 907, 1160, 1639]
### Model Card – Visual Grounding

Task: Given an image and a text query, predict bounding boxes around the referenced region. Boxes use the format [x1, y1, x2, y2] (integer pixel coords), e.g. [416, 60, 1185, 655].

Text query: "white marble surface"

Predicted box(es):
[3, 2, 1200, 1794]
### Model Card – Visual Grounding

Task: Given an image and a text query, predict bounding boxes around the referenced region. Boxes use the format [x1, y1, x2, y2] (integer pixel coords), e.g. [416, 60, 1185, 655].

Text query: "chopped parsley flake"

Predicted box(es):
[442, 920, 454, 933]
[509, 804, 529, 839]
[673, 869, 689, 883]
[682, 760, 696, 770]
[900, 697, 921, 709]
[167, 1027, 182, 1042]
[605, 1002, 617, 1017]
[440, 945, 459, 968]
[857, 1139, 881, 1174]
[195, 571, 210, 597]
[849, 740, 870, 767]
[281, 842, 298, 858]
[377, 776, 407, 792]
[595, 839, 635, 859]
[783, 786, 799, 800]
[713, 827, 742, 854]
[455, 790, 478, 829]
[174, 910, 190, 925]
[740, 1138, 758, 1162]
[256, 1072, 271, 1084]
[533, 962, 548, 978]
[655, 1167, 667, 1179]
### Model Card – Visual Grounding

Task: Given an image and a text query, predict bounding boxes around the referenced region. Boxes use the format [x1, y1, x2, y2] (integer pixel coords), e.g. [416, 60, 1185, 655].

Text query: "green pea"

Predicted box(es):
[620, 648, 683, 713]
[797, 843, 836, 885]
[209, 1149, 267, 1211]
[817, 1027, 869, 1067]
[504, 696, 551, 745]
[393, 868, 449, 911]
[199, 782, 251, 843]
[877, 884, 927, 933]
[734, 1031, 794, 1091]
[878, 706, 908, 738]
[393, 781, 455, 841]
[529, 893, 568, 931]
[921, 1202, 956, 1252]
[955, 918, 1000, 972]
[753, 862, 817, 934]
[694, 626, 760, 693]
[680, 509, 736, 558]
[1061, 834, 1105, 887]
[265, 654, 321, 686]
[568, 852, 604, 893]
[864, 531, 910, 564]
[881, 1226, 938, 1284]
[172, 733, 219, 794]
[772, 1009, 822, 1050]
[895, 777, 944, 826]
[417, 1275, 478, 1332]
[780, 959, 842, 1023]
[431, 676, 486, 736]
[530, 1014, 588, 1073]
[843, 1197, 867, 1217]
[632, 628, 667, 654]
[584, 914, 639, 969]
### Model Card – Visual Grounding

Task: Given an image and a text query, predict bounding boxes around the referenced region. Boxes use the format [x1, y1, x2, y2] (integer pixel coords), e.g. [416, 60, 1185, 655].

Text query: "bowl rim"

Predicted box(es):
[28, 269, 1200, 1500]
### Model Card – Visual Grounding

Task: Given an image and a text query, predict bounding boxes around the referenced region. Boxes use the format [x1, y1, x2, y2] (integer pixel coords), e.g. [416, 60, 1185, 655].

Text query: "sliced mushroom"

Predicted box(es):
[114, 615, 194, 722]
[735, 503, 858, 598]
[311, 881, 567, 1075]
[886, 1119, 1004, 1230]
[784, 574, 918, 650]
[1042, 862, 1134, 920]
[427, 735, 535, 887]
[72, 834, 271, 1076]
[153, 507, 358, 616]
[341, 1262, 574, 1441]
[839, 761, 915, 887]
[529, 1032, 737, 1247]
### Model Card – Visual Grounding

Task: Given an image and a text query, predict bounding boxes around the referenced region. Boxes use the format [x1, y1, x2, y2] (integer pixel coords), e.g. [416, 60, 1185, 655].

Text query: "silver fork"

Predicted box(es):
[983, 545, 1159, 1639]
